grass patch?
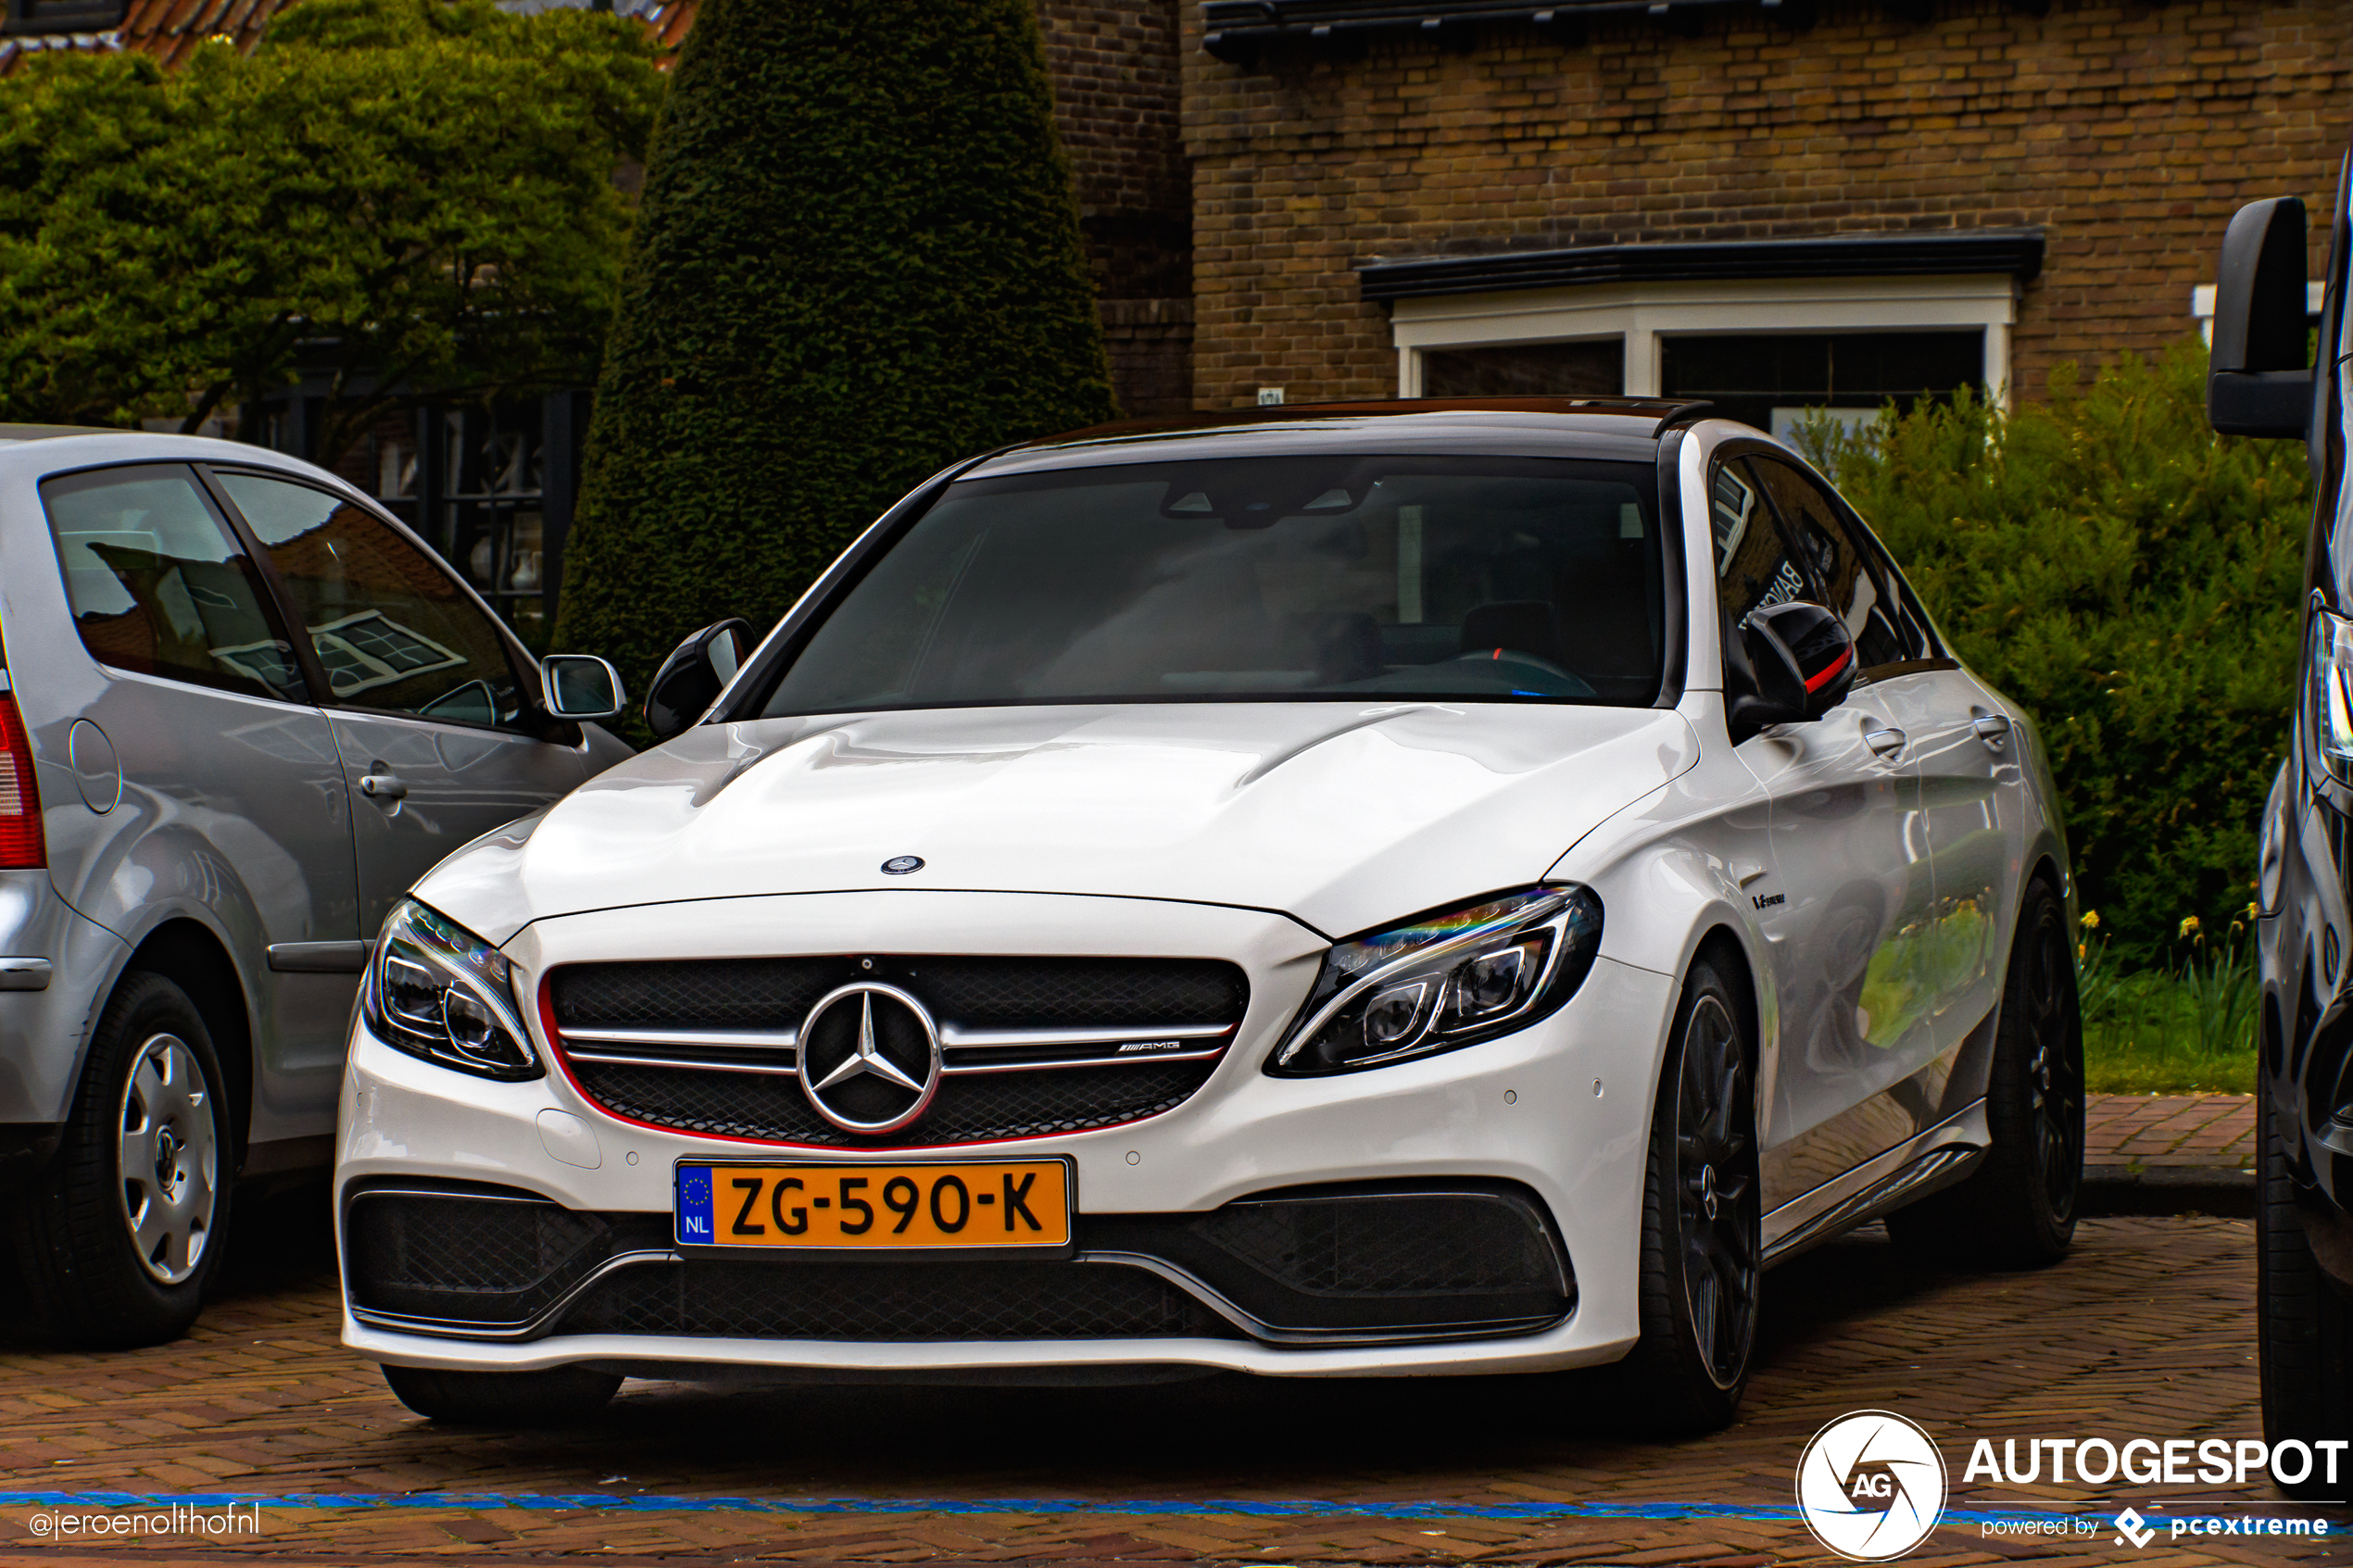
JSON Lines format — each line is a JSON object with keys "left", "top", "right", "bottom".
{"left": 2079, "top": 914, "right": 2258, "bottom": 1096}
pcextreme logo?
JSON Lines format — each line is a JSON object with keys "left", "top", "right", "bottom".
{"left": 1795, "top": 1411, "right": 1950, "bottom": 1562}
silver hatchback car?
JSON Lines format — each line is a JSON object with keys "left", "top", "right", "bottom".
{"left": 0, "top": 429, "right": 631, "bottom": 1347}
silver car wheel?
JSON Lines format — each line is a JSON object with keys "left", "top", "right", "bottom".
{"left": 116, "top": 1033, "right": 218, "bottom": 1285}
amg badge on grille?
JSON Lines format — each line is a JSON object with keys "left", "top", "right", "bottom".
{"left": 797, "top": 983, "right": 942, "bottom": 1134}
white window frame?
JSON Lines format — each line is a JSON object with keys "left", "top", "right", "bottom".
{"left": 2189, "top": 282, "right": 2324, "bottom": 344}
{"left": 1389, "top": 273, "right": 2019, "bottom": 412}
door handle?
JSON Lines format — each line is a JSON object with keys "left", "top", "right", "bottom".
{"left": 1971, "top": 712, "right": 2012, "bottom": 750}
{"left": 1864, "top": 726, "right": 1907, "bottom": 759}
{"left": 359, "top": 772, "right": 409, "bottom": 801}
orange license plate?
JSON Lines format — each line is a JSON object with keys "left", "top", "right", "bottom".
{"left": 674, "top": 1160, "right": 1071, "bottom": 1249}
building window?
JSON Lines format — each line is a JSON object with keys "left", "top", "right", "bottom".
{"left": 1661, "top": 329, "right": 1985, "bottom": 437}
{"left": 1423, "top": 339, "right": 1623, "bottom": 398}
{"left": 1361, "top": 230, "right": 2043, "bottom": 427}
{"left": 3, "top": 0, "right": 125, "bottom": 33}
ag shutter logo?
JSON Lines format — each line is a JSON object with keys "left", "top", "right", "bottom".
{"left": 1796, "top": 1411, "right": 1949, "bottom": 1561}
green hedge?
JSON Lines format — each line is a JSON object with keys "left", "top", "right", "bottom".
{"left": 1810, "top": 342, "right": 2309, "bottom": 970}
{"left": 553, "top": 0, "right": 1115, "bottom": 702}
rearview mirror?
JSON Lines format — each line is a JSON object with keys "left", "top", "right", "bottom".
{"left": 646, "top": 618, "right": 754, "bottom": 741}
{"left": 1730, "top": 600, "right": 1856, "bottom": 740}
{"left": 539, "top": 654, "right": 626, "bottom": 721}
{"left": 2208, "top": 195, "right": 2312, "bottom": 439}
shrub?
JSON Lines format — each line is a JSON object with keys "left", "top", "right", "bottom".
{"left": 1807, "top": 341, "right": 2308, "bottom": 971}
{"left": 553, "top": 0, "right": 1115, "bottom": 701}
{"left": 0, "top": 0, "right": 662, "bottom": 462}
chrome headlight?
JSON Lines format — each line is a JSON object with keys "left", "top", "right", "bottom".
{"left": 362, "top": 899, "right": 541, "bottom": 1080}
{"left": 1268, "top": 886, "right": 1604, "bottom": 1076}
{"left": 2310, "top": 604, "right": 2353, "bottom": 786}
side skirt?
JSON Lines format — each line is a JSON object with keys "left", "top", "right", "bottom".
{"left": 1761, "top": 1098, "right": 1990, "bottom": 1264}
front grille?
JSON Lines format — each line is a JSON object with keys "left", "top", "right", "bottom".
{"left": 551, "top": 957, "right": 1244, "bottom": 1031}
{"left": 553, "top": 1259, "right": 1239, "bottom": 1341}
{"left": 555, "top": 959, "right": 840, "bottom": 1029}
{"left": 549, "top": 955, "right": 1246, "bottom": 1149}
{"left": 570, "top": 1059, "right": 1219, "bottom": 1147}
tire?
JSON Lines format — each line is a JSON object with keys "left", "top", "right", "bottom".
{"left": 7, "top": 972, "right": 233, "bottom": 1348}
{"left": 382, "top": 1363, "right": 622, "bottom": 1425}
{"left": 1604, "top": 947, "right": 1762, "bottom": 1435}
{"left": 1884, "top": 876, "right": 2082, "bottom": 1268}
{"left": 2258, "top": 1092, "right": 2353, "bottom": 1496}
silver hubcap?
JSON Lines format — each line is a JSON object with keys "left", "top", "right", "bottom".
{"left": 117, "top": 1034, "right": 217, "bottom": 1285}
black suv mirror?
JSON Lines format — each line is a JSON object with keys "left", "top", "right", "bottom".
{"left": 646, "top": 619, "right": 754, "bottom": 740}
{"left": 2208, "top": 195, "right": 2312, "bottom": 439}
{"left": 538, "top": 654, "right": 626, "bottom": 721}
{"left": 1730, "top": 601, "right": 1856, "bottom": 740}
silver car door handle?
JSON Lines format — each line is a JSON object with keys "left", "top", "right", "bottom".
{"left": 1972, "top": 713, "right": 2012, "bottom": 749}
{"left": 359, "top": 772, "right": 409, "bottom": 800}
{"left": 1864, "top": 726, "right": 1907, "bottom": 758}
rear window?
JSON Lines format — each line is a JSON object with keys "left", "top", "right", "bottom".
{"left": 41, "top": 465, "right": 304, "bottom": 702}
{"left": 761, "top": 455, "right": 1667, "bottom": 715}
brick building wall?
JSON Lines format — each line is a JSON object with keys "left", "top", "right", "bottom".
{"left": 1041, "top": 0, "right": 1196, "bottom": 413}
{"left": 1181, "top": 0, "right": 2351, "bottom": 410}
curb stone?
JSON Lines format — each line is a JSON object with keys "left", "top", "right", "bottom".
{"left": 2081, "top": 1163, "right": 2255, "bottom": 1219}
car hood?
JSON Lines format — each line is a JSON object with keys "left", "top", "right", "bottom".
{"left": 420, "top": 703, "right": 1698, "bottom": 946}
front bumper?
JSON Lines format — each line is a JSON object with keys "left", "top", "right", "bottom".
{"left": 337, "top": 891, "right": 1676, "bottom": 1378}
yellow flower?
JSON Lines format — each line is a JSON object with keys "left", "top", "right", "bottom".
{"left": 2080, "top": 909, "right": 2101, "bottom": 930}
{"left": 2078, "top": 943, "right": 2087, "bottom": 962}
{"left": 2180, "top": 914, "right": 2202, "bottom": 939}
{"left": 2248, "top": 901, "right": 2261, "bottom": 922}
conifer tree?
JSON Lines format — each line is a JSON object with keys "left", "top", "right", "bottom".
{"left": 555, "top": 0, "right": 1115, "bottom": 694}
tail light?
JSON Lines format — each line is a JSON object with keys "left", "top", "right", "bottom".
{"left": 0, "top": 693, "right": 46, "bottom": 869}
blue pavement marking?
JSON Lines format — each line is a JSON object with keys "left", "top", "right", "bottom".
{"left": 0, "top": 1492, "right": 2109, "bottom": 1527}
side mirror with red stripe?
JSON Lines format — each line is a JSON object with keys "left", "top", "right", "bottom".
{"left": 1731, "top": 600, "right": 1856, "bottom": 738}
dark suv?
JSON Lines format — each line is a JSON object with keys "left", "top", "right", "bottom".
{"left": 2207, "top": 164, "right": 2353, "bottom": 1479}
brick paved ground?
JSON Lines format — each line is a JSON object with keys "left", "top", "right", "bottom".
{"left": 2088, "top": 1096, "right": 2258, "bottom": 1173}
{"left": 0, "top": 1185, "right": 2335, "bottom": 1566}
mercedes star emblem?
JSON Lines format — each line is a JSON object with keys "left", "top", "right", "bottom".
{"left": 881, "top": 855, "right": 925, "bottom": 875}
{"left": 797, "top": 982, "right": 941, "bottom": 1134}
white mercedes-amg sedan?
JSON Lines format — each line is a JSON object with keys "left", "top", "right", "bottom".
{"left": 335, "top": 399, "right": 2082, "bottom": 1434}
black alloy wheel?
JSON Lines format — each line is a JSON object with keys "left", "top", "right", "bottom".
{"left": 1677, "top": 990, "right": 1760, "bottom": 1388}
{"left": 2019, "top": 897, "right": 2084, "bottom": 1222}
{"left": 1605, "top": 947, "right": 1761, "bottom": 1433}
{"left": 1886, "top": 877, "right": 2082, "bottom": 1266}
{"left": 2258, "top": 1092, "right": 2353, "bottom": 1493}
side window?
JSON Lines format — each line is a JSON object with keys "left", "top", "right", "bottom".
{"left": 212, "top": 472, "right": 526, "bottom": 729}
{"left": 41, "top": 466, "right": 306, "bottom": 702}
{"left": 1746, "top": 456, "right": 1908, "bottom": 671}
{"left": 1712, "top": 458, "right": 1806, "bottom": 631}
{"left": 1838, "top": 506, "right": 1944, "bottom": 660}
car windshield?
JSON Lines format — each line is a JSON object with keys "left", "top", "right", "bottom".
{"left": 761, "top": 454, "right": 1667, "bottom": 714}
